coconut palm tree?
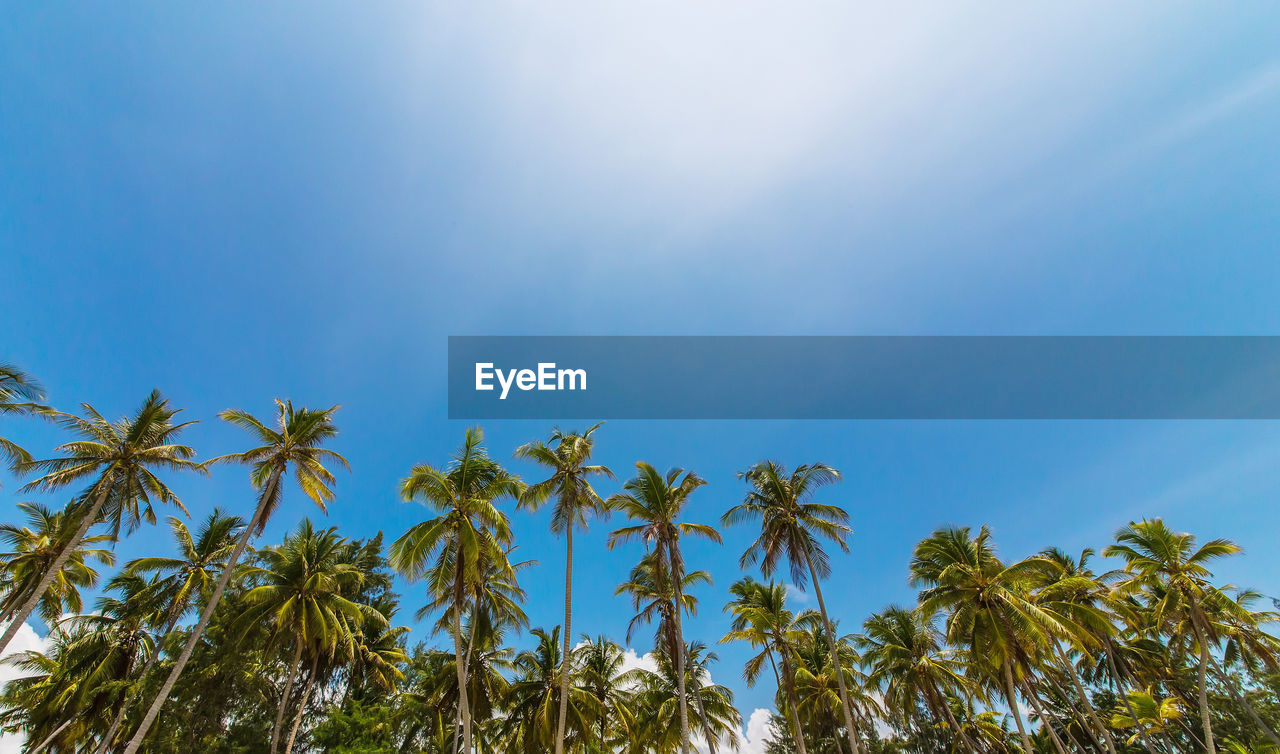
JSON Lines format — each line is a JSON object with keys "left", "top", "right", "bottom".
{"left": 616, "top": 552, "right": 709, "bottom": 663}
{"left": 0, "top": 501, "right": 114, "bottom": 627}
{"left": 499, "top": 625, "right": 600, "bottom": 753}
{"left": 608, "top": 462, "right": 721, "bottom": 754}
{"left": 721, "top": 578, "right": 810, "bottom": 754}
{"left": 576, "top": 634, "right": 635, "bottom": 751}
{"left": 236, "top": 520, "right": 383, "bottom": 754}
{"left": 909, "top": 525, "right": 1060, "bottom": 754}
{"left": 0, "top": 363, "right": 46, "bottom": 474}
{"left": 3, "top": 390, "right": 201, "bottom": 656}
{"left": 390, "top": 427, "right": 523, "bottom": 754}
{"left": 622, "top": 640, "right": 742, "bottom": 753}
{"left": 515, "top": 422, "right": 614, "bottom": 754}
{"left": 858, "top": 605, "right": 978, "bottom": 751}
{"left": 1104, "top": 519, "right": 1249, "bottom": 754}
{"left": 1110, "top": 687, "right": 1184, "bottom": 748}
{"left": 124, "top": 399, "right": 347, "bottom": 754}
{"left": 724, "top": 460, "right": 864, "bottom": 754}
{"left": 93, "top": 510, "right": 246, "bottom": 754}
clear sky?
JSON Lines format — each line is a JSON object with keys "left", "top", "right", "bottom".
{"left": 3, "top": 2, "right": 1280, "bottom": 747}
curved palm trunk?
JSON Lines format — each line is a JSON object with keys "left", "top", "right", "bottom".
{"left": 1103, "top": 643, "right": 1159, "bottom": 754}
{"left": 1191, "top": 618, "right": 1216, "bottom": 754}
{"left": 123, "top": 470, "right": 281, "bottom": 754}
{"left": 1018, "top": 677, "right": 1068, "bottom": 754}
{"left": 802, "top": 550, "right": 863, "bottom": 754}
{"left": 555, "top": 526, "right": 573, "bottom": 754}
{"left": 28, "top": 718, "right": 72, "bottom": 754}
{"left": 95, "top": 608, "right": 186, "bottom": 754}
{"left": 272, "top": 641, "right": 305, "bottom": 754}
{"left": 666, "top": 538, "right": 693, "bottom": 754}
{"left": 1002, "top": 660, "right": 1035, "bottom": 754}
{"left": 927, "top": 684, "right": 979, "bottom": 754}
{"left": 1213, "top": 663, "right": 1280, "bottom": 748}
{"left": 0, "top": 482, "right": 110, "bottom": 655}
{"left": 1053, "top": 642, "right": 1116, "bottom": 754}
{"left": 284, "top": 656, "right": 319, "bottom": 754}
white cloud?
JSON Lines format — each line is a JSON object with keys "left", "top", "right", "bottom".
{"left": 783, "top": 583, "right": 812, "bottom": 606}
{"left": 0, "top": 620, "right": 49, "bottom": 754}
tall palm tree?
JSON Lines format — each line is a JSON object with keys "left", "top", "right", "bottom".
{"left": 0, "top": 362, "right": 46, "bottom": 474}
{"left": 608, "top": 462, "right": 721, "bottom": 754}
{"left": 0, "top": 501, "right": 114, "bottom": 627}
{"left": 3, "top": 390, "right": 201, "bottom": 656}
{"left": 515, "top": 422, "right": 614, "bottom": 754}
{"left": 237, "top": 520, "right": 381, "bottom": 754}
{"left": 124, "top": 399, "right": 347, "bottom": 754}
{"left": 721, "top": 578, "right": 810, "bottom": 754}
{"left": 909, "top": 526, "right": 1059, "bottom": 754}
{"left": 390, "top": 427, "right": 523, "bottom": 754}
{"left": 723, "top": 460, "right": 864, "bottom": 754}
{"left": 1105, "top": 519, "right": 1249, "bottom": 754}
{"left": 858, "top": 605, "right": 978, "bottom": 751}
{"left": 93, "top": 510, "right": 246, "bottom": 754}
{"left": 616, "top": 552, "right": 709, "bottom": 664}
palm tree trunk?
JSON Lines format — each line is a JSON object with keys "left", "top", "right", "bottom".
{"left": 803, "top": 550, "right": 863, "bottom": 754}
{"left": 1213, "top": 663, "right": 1280, "bottom": 747}
{"left": 284, "top": 656, "right": 319, "bottom": 754}
{"left": 1190, "top": 618, "right": 1216, "bottom": 754}
{"left": 772, "top": 652, "right": 808, "bottom": 754}
{"left": 929, "top": 684, "right": 979, "bottom": 754}
{"left": 94, "top": 609, "right": 186, "bottom": 754}
{"left": 0, "top": 481, "right": 110, "bottom": 655}
{"left": 272, "top": 641, "right": 305, "bottom": 754}
{"left": 1018, "top": 677, "right": 1068, "bottom": 754}
{"left": 454, "top": 563, "right": 474, "bottom": 754}
{"left": 1103, "top": 643, "right": 1159, "bottom": 754}
{"left": 1003, "top": 660, "right": 1035, "bottom": 754}
{"left": 555, "top": 526, "right": 573, "bottom": 754}
{"left": 123, "top": 470, "right": 281, "bottom": 754}
{"left": 666, "top": 539, "right": 693, "bottom": 754}
{"left": 28, "top": 718, "right": 72, "bottom": 753}
{"left": 1053, "top": 642, "right": 1116, "bottom": 754}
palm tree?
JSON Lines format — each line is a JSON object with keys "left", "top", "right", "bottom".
{"left": 93, "top": 510, "right": 246, "bottom": 754}
{"left": 0, "top": 501, "right": 114, "bottom": 627}
{"left": 499, "top": 625, "right": 600, "bottom": 753}
{"left": 124, "top": 399, "right": 347, "bottom": 754}
{"left": 858, "top": 605, "right": 978, "bottom": 751}
{"left": 622, "top": 640, "right": 742, "bottom": 753}
{"left": 515, "top": 422, "right": 614, "bottom": 754}
{"left": 608, "top": 462, "right": 721, "bottom": 754}
{"left": 576, "top": 634, "right": 634, "bottom": 751}
{"left": 1104, "top": 519, "right": 1247, "bottom": 754}
{"left": 390, "top": 427, "right": 523, "bottom": 754}
{"left": 723, "top": 460, "right": 864, "bottom": 754}
{"left": 909, "top": 526, "right": 1059, "bottom": 754}
{"left": 2, "top": 390, "right": 201, "bottom": 656}
{"left": 721, "top": 578, "right": 810, "bottom": 754}
{"left": 236, "top": 520, "right": 381, "bottom": 754}
{"left": 616, "top": 552, "right": 710, "bottom": 664}
{"left": 0, "top": 362, "right": 46, "bottom": 474}
{"left": 1110, "top": 687, "right": 1184, "bottom": 748}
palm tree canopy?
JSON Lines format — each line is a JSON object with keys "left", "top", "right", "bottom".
{"left": 20, "top": 390, "right": 203, "bottom": 540}
{"left": 722, "top": 460, "right": 849, "bottom": 587}
{"left": 207, "top": 399, "right": 348, "bottom": 534}
{"left": 515, "top": 422, "right": 614, "bottom": 534}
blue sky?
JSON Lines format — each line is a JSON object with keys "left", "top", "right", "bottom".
{"left": 3, "top": 0, "right": 1280, "bottom": 736}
